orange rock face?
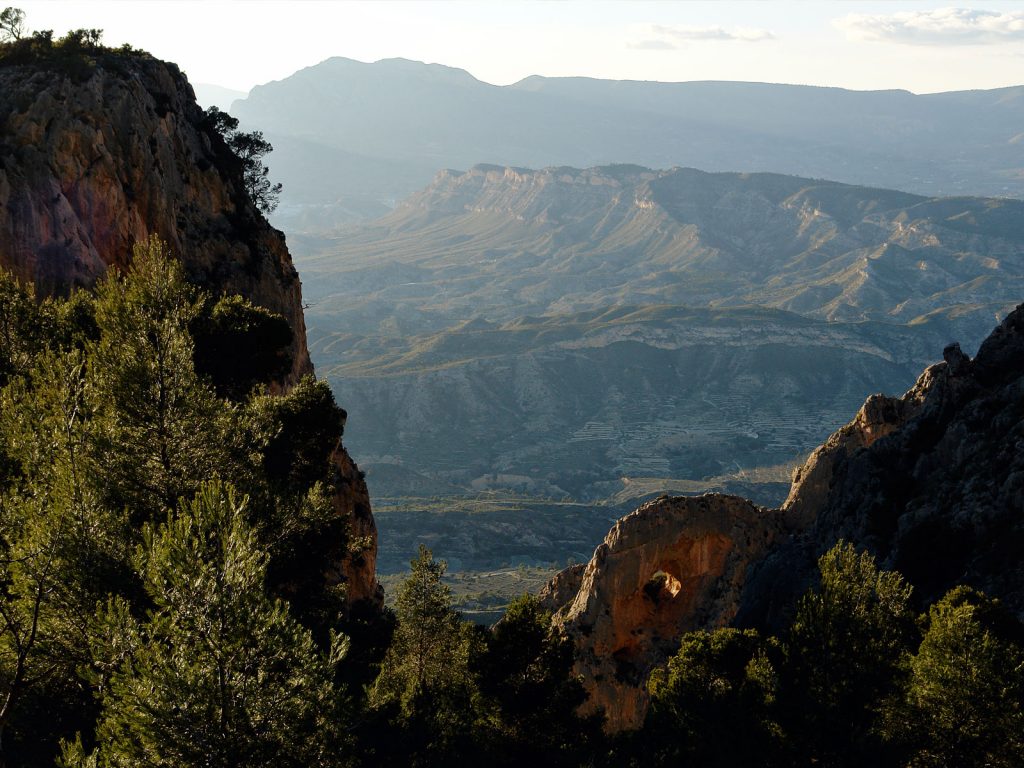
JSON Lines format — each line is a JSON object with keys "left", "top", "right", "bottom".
{"left": 332, "top": 445, "right": 384, "bottom": 607}
{"left": 548, "top": 380, "right": 924, "bottom": 732}
{"left": 781, "top": 390, "right": 921, "bottom": 529}
{"left": 549, "top": 306, "right": 1024, "bottom": 734}
{"left": 0, "top": 57, "right": 312, "bottom": 382}
{"left": 0, "top": 52, "right": 380, "bottom": 611}
{"left": 550, "top": 494, "right": 785, "bottom": 731}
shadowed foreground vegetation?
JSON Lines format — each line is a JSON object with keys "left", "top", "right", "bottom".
{"left": 0, "top": 241, "right": 1020, "bottom": 766}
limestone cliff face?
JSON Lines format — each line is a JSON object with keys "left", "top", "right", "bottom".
{"left": 550, "top": 494, "right": 785, "bottom": 731}
{"left": 0, "top": 51, "right": 380, "bottom": 610}
{"left": 0, "top": 54, "right": 312, "bottom": 381}
{"left": 548, "top": 305, "right": 1024, "bottom": 732}
{"left": 332, "top": 446, "right": 382, "bottom": 606}
{"left": 780, "top": 385, "right": 932, "bottom": 530}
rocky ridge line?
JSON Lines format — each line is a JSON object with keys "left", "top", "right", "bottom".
{"left": 545, "top": 304, "right": 1024, "bottom": 731}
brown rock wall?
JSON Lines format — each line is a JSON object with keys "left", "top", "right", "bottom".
{"left": 0, "top": 52, "right": 380, "bottom": 611}
{"left": 550, "top": 494, "right": 784, "bottom": 731}
{"left": 0, "top": 58, "right": 311, "bottom": 382}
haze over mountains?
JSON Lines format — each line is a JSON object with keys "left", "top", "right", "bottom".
{"left": 226, "top": 57, "right": 1024, "bottom": 232}
{"left": 224, "top": 56, "right": 1024, "bottom": 577}
{"left": 192, "top": 82, "right": 248, "bottom": 109}
{"left": 297, "top": 164, "right": 1022, "bottom": 518}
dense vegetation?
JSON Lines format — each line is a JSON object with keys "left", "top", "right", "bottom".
{"left": 631, "top": 544, "right": 1024, "bottom": 768}
{"left": 0, "top": 238, "right": 352, "bottom": 765}
{"left": 0, "top": 240, "right": 598, "bottom": 766}
{"left": 1, "top": 241, "right": 1022, "bottom": 766}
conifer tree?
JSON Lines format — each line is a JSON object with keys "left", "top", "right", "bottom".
{"left": 0, "top": 271, "right": 44, "bottom": 387}
{"left": 88, "top": 236, "right": 233, "bottom": 521}
{"left": 476, "top": 594, "right": 602, "bottom": 767}
{"left": 645, "top": 628, "right": 781, "bottom": 767}
{"left": 367, "top": 546, "right": 485, "bottom": 766}
{"left": 782, "top": 542, "right": 916, "bottom": 766}
{"left": 0, "top": 349, "right": 124, "bottom": 764}
{"left": 373, "top": 545, "right": 467, "bottom": 707}
{"left": 78, "top": 481, "right": 347, "bottom": 768}
{"left": 891, "top": 587, "right": 1024, "bottom": 767}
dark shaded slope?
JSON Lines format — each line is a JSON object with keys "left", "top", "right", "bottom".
{"left": 741, "top": 305, "right": 1024, "bottom": 627}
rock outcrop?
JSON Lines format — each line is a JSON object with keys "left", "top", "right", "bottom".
{"left": 332, "top": 446, "right": 382, "bottom": 606}
{"left": 0, "top": 49, "right": 380, "bottom": 610}
{"left": 742, "top": 301, "right": 1024, "bottom": 628}
{"left": 547, "top": 303, "right": 1024, "bottom": 731}
{"left": 0, "top": 52, "right": 311, "bottom": 382}
{"left": 550, "top": 494, "right": 785, "bottom": 731}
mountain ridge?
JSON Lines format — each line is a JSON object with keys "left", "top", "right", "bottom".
{"left": 308, "top": 164, "right": 1022, "bottom": 335}
{"left": 298, "top": 162, "right": 1019, "bottom": 552}
{"left": 227, "top": 58, "right": 1024, "bottom": 231}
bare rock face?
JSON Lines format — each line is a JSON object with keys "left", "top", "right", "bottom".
{"left": 551, "top": 303, "right": 1024, "bottom": 732}
{"left": 538, "top": 562, "right": 586, "bottom": 615}
{"left": 0, "top": 51, "right": 380, "bottom": 611}
{"left": 549, "top": 494, "right": 785, "bottom": 731}
{"left": 781, "top": 388, "right": 928, "bottom": 529}
{"left": 332, "top": 447, "right": 383, "bottom": 606}
{"left": 0, "top": 55, "right": 312, "bottom": 382}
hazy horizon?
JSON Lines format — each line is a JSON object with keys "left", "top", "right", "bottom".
{"left": 18, "top": 1, "right": 1024, "bottom": 96}
{"left": 202, "top": 53, "right": 1024, "bottom": 102}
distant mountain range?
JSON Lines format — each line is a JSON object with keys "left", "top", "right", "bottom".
{"left": 295, "top": 165, "right": 1022, "bottom": 502}
{"left": 226, "top": 57, "right": 1024, "bottom": 231}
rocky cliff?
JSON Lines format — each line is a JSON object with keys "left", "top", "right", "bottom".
{"left": 741, "top": 310, "right": 1024, "bottom": 629}
{"left": 546, "top": 304, "right": 1024, "bottom": 731}
{"left": 0, "top": 51, "right": 312, "bottom": 381}
{"left": 0, "top": 48, "right": 380, "bottom": 609}
{"left": 549, "top": 494, "right": 785, "bottom": 730}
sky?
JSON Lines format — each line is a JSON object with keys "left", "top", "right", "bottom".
{"left": 16, "top": 1, "right": 1024, "bottom": 95}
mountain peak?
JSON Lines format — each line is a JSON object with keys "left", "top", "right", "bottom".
{"left": 372, "top": 57, "right": 478, "bottom": 80}
{"left": 302, "top": 55, "right": 482, "bottom": 86}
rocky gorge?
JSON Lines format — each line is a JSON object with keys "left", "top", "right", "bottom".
{"left": 2, "top": 37, "right": 1022, "bottom": 752}
{"left": 0, "top": 46, "right": 381, "bottom": 610}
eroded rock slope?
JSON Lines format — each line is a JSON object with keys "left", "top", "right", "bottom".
{"left": 547, "top": 304, "right": 1024, "bottom": 731}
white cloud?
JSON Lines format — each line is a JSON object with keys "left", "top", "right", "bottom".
{"left": 628, "top": 23, "right": 775, "bottom": 50}
{"left": 836, "top": 7, "right": 1024, "bottom": 45}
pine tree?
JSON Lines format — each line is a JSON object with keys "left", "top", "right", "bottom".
{"left": 0, "top": 349, "right": 124, "bottom": 765}
{"left": 366, "top": 546, "right": 484, "bottom": 766}
{"left": 892, "top": 587, "right": 1024, "bottom": 767}
{"left": 372, "top": 545, "right": 466, "bottom": 707}
{"left": 476, "top": 594, "right": 602, "bottom": 767}
{"left": 0, "top": 271, "right": 45, "bottom": 388}
{"left": 88, "top": 236, "right": 234, "bottom": 522}
{"left": 80, "top": 481, "right": 347, "bottom": 768}
{"left": 782, "top": 541, "right": 916, "bottom": 766}
{"left": 645, "top": 628, "right": 781, "bottom": 768}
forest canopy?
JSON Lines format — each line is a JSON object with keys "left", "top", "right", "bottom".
{"left": 0, "top": 240, "right": 1019, "bottom": 767}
